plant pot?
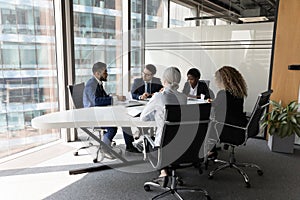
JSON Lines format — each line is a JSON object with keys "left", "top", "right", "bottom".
{"left": 268, "top": 134, "right": 295, "bottom": 154}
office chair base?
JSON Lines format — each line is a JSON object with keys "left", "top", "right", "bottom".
{"left": 208, "top": 159, "right": 263, "bottom": 188}
{"left": 144, "top": 176, "right": 210, "bottom": 200}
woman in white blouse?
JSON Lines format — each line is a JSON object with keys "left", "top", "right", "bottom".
{"left": 140, "top": 66, "right": 187, "bottom": 187}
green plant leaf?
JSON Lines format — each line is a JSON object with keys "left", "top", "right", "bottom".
{"left": 290, "top": 116, "right": 297, "bottom": 124}
{"left": 262, "top": 99, "right": 300, "bottom": 138}
{"left": 294, "top": 125, "right": 300, "bottom": 137}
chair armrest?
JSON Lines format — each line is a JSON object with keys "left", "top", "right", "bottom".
{"left": 214, "top": 120, "right": 247, "bottom": 131}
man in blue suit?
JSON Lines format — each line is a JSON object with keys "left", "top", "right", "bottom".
{"left": 83, "top": 62, "right": 136, "bottom": 158}
{"left": 131, "top": 64, "right": 163, "bottom": 100}
{"left": 122, "top": 64, "right": 163, "bottom": 153}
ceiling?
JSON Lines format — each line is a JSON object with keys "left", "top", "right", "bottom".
{"left": 182, "top": 0, "right": 277, "bottom": 23}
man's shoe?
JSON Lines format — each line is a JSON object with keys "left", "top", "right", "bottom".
{"left": 126, "top": 146, "right": 141, "bottom": 153}
{"left": 152, "top": 176, "right": 169, "bottom": 188}
{"left": 132, "top": 137, "right": 144, "bottom": 152}
{"left": 103, "top": 151, "right": 115, "bottom": 160}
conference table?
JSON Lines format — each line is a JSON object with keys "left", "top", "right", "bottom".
{"left": 31, "top": 99, "right": 207, "bottom": 175}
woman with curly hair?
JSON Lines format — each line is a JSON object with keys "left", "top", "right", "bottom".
{"left": 208, "top": 66, "right": 248, "bottom": 158}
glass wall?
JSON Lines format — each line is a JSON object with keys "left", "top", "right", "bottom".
{"left": 130, "top": 0, "right": 165, "bottom": 88}
{"left": 73, "top": 0, "right": 123, "bottom": 94}
{"left": 0, "top": 0, "right": 59, "bottom": 158}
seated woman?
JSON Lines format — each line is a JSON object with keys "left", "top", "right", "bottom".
{"left": 182, "top": 68, "right": 211, "bottom": 99}
{"left": 207, "top": 66, "right": 248, "bottom": 159}
{"left": 140, "top": 66, "right": 187, "bottom": 187}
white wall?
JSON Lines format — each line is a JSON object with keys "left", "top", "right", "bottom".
{"left": 145, "top": 22, "right": 274, "bottom": 112}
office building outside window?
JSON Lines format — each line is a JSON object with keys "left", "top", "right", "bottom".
{"left": 169, "top": 1, "right": 197, "bottom": 27}
{"left": 0, "top": 0, "right": 59, "bottom": 158}
{"left": 130, "top": 0, "right": 165, "bottom": 86}
{"left": 73, "top": 0, "right": 123, "bottom": 94}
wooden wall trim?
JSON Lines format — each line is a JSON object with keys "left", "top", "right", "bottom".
{"left": 271, "top": 0, "right": 300, "bottom": 105}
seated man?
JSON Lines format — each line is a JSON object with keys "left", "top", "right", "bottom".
{"left": 123, "top": 64, "right": 163, "bottom": 153}
{"left": 83, "top": 62, "right": 132, "bottom": 158}
{"left": 131, "top": 64, "right": 163, "bottom": 100}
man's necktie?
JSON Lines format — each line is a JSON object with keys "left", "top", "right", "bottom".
{"left": 99, "top": 83, "right": 108, "bottom": 96}
{"left": 146, "top": 82, "right": 151, "bottom": 93}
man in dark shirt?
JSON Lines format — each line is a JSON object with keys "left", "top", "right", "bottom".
{"left": 131, "top": 64, "right": 163, "bottom": 100}
{"left": 83, "top": 62, "right": 136, "bottom": 157}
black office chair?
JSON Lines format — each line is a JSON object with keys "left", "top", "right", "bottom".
{"left": 200, "top": 80, "right": 215, "bottom": 99}
{"left": 68, "top": 82, "right": 114, "bottom": 163}
{"left": 208, "top": 90, "right": 273, "bottom": 188}
{"left": 143, "top": 103, "right": 212, "bottom": 200}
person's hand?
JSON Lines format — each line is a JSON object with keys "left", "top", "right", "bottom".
{"left": 140, "top": 93, "right": 150, "bottom": 100}
{"left": 206, "top": 98, "right": 213, "bottom": 103}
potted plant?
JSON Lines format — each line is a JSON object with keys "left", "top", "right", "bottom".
{"left": 261, "top": 100, "right": 300, "bottom": 153}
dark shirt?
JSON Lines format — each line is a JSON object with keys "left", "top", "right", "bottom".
{"left": 131, "top": 77, "right": 163, "bottom": 100}
{"left": 83, "top": 76, "right": 112, "bottom": 107}
{"left": 182, "top": 80, "right": 211, "bottom": 99}
{"left": 212, "top": 90, "right": 247, "bottom": 126}
{"left": 212, "top": 90, "right": 247, "bottom": 144}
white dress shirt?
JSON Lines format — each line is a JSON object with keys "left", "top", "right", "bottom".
{"left": 189, "top": 83, "right": 198, "bottom": 96}
{"left": 140, "top": 87, "right": 187, "bottom": 146}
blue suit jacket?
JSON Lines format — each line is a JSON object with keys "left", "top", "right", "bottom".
{"left": 83, "top": 76, "right": 112, "bottom": 107}
{"left": 131, "top": 77, "right": 163, "bottom": 100}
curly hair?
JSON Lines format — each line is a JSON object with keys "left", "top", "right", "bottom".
{"left": 215, "top": 66, "right": 247, "bottom": 98}
{"left": 187, "top": 68, "right": 201, "bottom": 79}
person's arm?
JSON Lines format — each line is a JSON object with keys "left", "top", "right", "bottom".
{"left": 83, "top": 82, "right": 97, "bottom": 107}
{"left": 95, "top": 84, "right": 113, "bottom": 106}
{"left": 140, "top": 93, "right": 161, "bottom": 121}
{"left": 131, "top": 79, "right": 143, "bottom": 100}
{"left": 95, "top": 95, "right": 112, "bottom": 106}
{"left": 197, "top": 81, "right": 211, "bottom": 99}
{"left": 182, "top": 82, "right": 189, "bottom": 96}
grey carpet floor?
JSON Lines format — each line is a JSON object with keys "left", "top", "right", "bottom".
{"left": 43, "top": 138, "right": 300, "bottom": 200}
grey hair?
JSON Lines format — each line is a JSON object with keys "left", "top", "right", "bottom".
{"left": 162, "top": 67, "right": 181, "bottom": 90}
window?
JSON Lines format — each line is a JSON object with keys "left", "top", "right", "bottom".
{"left": 0, "top": 1, "right": 59, "bottom": 159}
{"left": 73, "top": 0, "right": 123, "bottom": 94}
{"left": 169, "top": 1, "right": 197, "bottom": 27}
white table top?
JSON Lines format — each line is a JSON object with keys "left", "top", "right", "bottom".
{"left": 32, "top": 106, "right": 155, "bottom": 129}
{"left": 32, "top": 99, "right": 207, "bottom": 130}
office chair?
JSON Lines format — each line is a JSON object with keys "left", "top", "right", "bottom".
{"left": 68, "top": 82, "right": 116, "bottom": 163}
{"left": 208, "top": 90, "right": 273, "bottom": 188}
{"left": 200, "top": 80, "right": 215, "bottom": 99}
{"left": 143, "top": 103, "right": 212, "bottom": 200}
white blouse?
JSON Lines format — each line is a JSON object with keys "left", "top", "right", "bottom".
{"left": 140, "top": 87, "right": 187, "bottom": 146}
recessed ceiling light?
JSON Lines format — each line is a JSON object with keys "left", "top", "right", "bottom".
{"left": 238, "top": 16, "right": 269, "bottom": 23}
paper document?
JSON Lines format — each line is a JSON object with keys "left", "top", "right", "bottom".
{"left": 127, "top": 106, "right": 144, "bottom": 117}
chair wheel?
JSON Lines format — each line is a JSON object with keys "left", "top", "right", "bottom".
{"left": 177, "top": 179, "right": 183, "bottom": 186}
{"left": 199, "top": 168, "right": 203, "bottom": 174}
{"left": 73, "top": 152, "right": 79, "bottom": 156}
{"left": 205, "top": 195, "right": 212, "bottom": 200}
{"left": 257, "top": 170, "right": 263, "bottom": 176}
{"left": 93, "top": 158, "right": 98, "bottom": 163}
{"left": 245, "top": 182, "right": 251, "bottom": 188}
{"left": 144, "top": 185, "right": 151, "bottom": 191}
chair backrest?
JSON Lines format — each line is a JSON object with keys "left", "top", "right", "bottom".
{"left": 246, "top": 89, "right": 273, "bottom": 138}
{"left": 151, "top": 103, "right": 211, "bottom": 169}
{"left": 68, "top": 82, "right": 85, "bottom": 109}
